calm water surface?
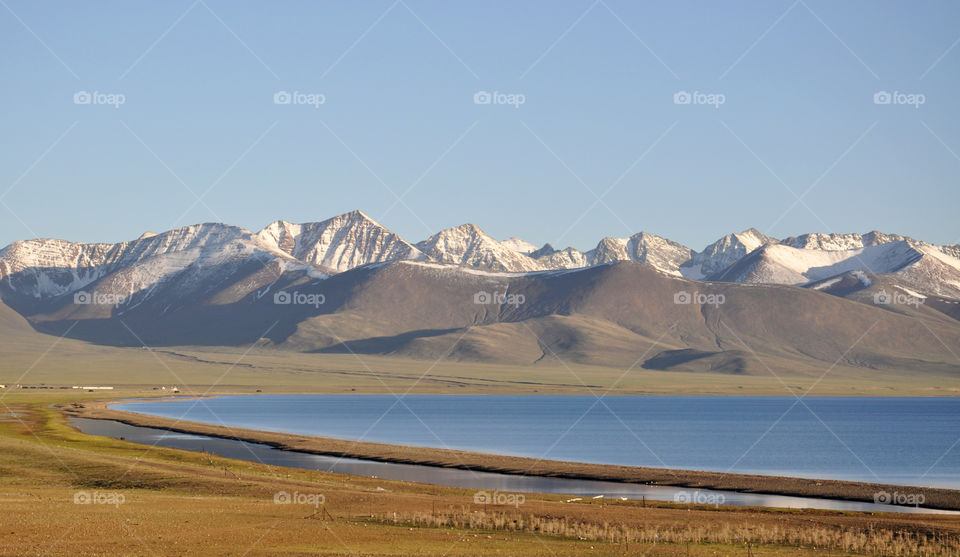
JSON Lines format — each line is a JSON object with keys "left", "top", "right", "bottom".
{"left": 111, "top": 395, "right": 960, "bottom": 489}
{"left": 70, "top": 417, "right": 955, "bottom": 514}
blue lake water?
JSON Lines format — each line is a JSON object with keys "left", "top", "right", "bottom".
{"left": 69, "top": 417, "right": 954, "bottom": 513}
{"left": 111, "top": 395, "right": 960, "bottom": 489}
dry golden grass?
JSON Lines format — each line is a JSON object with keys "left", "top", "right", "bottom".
{"left": 384, "top": 510, "right": 959, "bottom": 556}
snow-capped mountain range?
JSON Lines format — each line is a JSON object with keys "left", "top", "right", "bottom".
{"left": 1, "top": 209, "right": 958, "bottom": 305}
{"left": 2, "top": 209, "right": 958, "bottom": 371}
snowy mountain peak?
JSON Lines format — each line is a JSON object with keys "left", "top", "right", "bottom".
{"left": 713, "top": 241, "right": 921, "bottom": 284}
{"left": 256, "top": 211, "right": 423, "bottom": 273}
{"left": 2, "top": 214, "right": 958, "bottom": 310}
{"left": 0, "top": 222, "right": 289, "bottom": 301}
{"left": 706, "top": 240, "right": 960, "bottom": 299}
{"left": 730, "top": 228, "right": 775, "bottom": 250}
{"left": 501, "top": 237, "right": 538, "bottom": 254}
{"left": 530, "top": 243, "right": 557, "bottom": 258}
{"left": 942, "top": 244, "right": 960, "bottom": 260}
{"left": 679, "top": 228, "right": 775, "bottom": 279}
{"left": 585, "top": 233, "right": 692, "bottom": 276}
{"left": 415, "top": 223, "right": 540, "bottom": 272}
{"left": 781, "top": 231, "right": 914, "bottom": 251}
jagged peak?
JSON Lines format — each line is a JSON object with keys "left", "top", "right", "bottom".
{"left": 780, "top": 230, "right": 918, "bottom": 252}
{"left": 529, "top": 243, "right": 556, "bottom": 258}
{"left": 737, "top": 227, "right": 774, "bottom": 242}
{"left": 631, "top": 231, "right": 658, "bottom": 241}
{"left": 1, "top": 214, "right": 953, "bottom": 292}
{"left": 451, "top": 223, "right": 486, "bottom": 235}
{"left": 8, "top": 222, "right": 246, "bottom": 250}
{"left": 261, "top": 210, "right": 383, "bottom": 232}
{"left": 418, "top": 223, "right": 492, "bottom": 246}
{"left": 698, "top": 228, "right": 772, "bottom": 253}
{"left": 596, "top": 236, "right": 627, "bottom": 246}
{"left": 261, "top": 219, "right": 294, "bottom": 230}
{"left": 330, "top": 209, "right": 380, "bottom": 226}
{"left": 631, "top": 231, "right": 691, "bottom": 249}
{"left": 148, "top": 222, "right": 251, "bottom": 241}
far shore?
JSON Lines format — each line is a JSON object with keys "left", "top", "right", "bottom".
{"left": 62, "top": 398, "right": 960, "bottom": 512}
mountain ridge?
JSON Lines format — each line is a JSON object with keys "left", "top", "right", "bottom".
{"left": 1, "top": 210, "right": 959, "bottom": 371}
{"left": 3, "top": 210, "right": 956, "bottom": 299}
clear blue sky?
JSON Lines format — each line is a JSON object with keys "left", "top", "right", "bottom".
{"left": 1, "top": 0, "right": 958, "bottom": 252}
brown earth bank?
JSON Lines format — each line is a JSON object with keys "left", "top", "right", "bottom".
{"left": 63, "top": 399, "right": 960, "bottom": 512}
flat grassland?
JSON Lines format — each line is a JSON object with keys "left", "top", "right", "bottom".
{"left": 0, "top": 392, "right": 958, "bottom": 556}
{"left": 2, "top": 339, "right": 959, "bottom": 396}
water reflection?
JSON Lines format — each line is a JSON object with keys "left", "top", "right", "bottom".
{"left": 70, "top": 417, "right": 956, "bottom": 515}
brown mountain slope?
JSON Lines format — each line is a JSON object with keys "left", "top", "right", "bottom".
{"left": 7, "top": 260, "right": 960, "bottom": 374}
{"left": 275, "top": 262, "right": 960, "bottom": 373}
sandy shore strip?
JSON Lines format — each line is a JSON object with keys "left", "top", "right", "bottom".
{"left": 61, "top": 399, "right": 960, "bottom": 512}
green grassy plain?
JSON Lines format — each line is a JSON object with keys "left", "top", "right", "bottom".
{"left": 2, "top": 337, "right": 959, "bottom": 396}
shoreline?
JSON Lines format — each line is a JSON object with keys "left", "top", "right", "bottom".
{"left": 61, "top": 399, "right": 960, "bottom": 512}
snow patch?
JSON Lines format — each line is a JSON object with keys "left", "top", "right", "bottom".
{"left": 500, "top": 237, "right": 538, "bottom": 254}
{"left": 895, "top": 286, "right": 927, "bottom": 299}
{"left": 811, "top": 277, "right": 841, "bottom": 290}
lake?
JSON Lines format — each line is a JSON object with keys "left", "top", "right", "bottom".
{"left": 69, "top": 416, "right": 954, "bottom": 514}
{"left": 110, "top": 395, "right": 960, "bottom": 489}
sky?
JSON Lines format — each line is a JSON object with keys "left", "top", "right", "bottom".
{"left": 1, "top": 0, "right": 958, "bottom": 252}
